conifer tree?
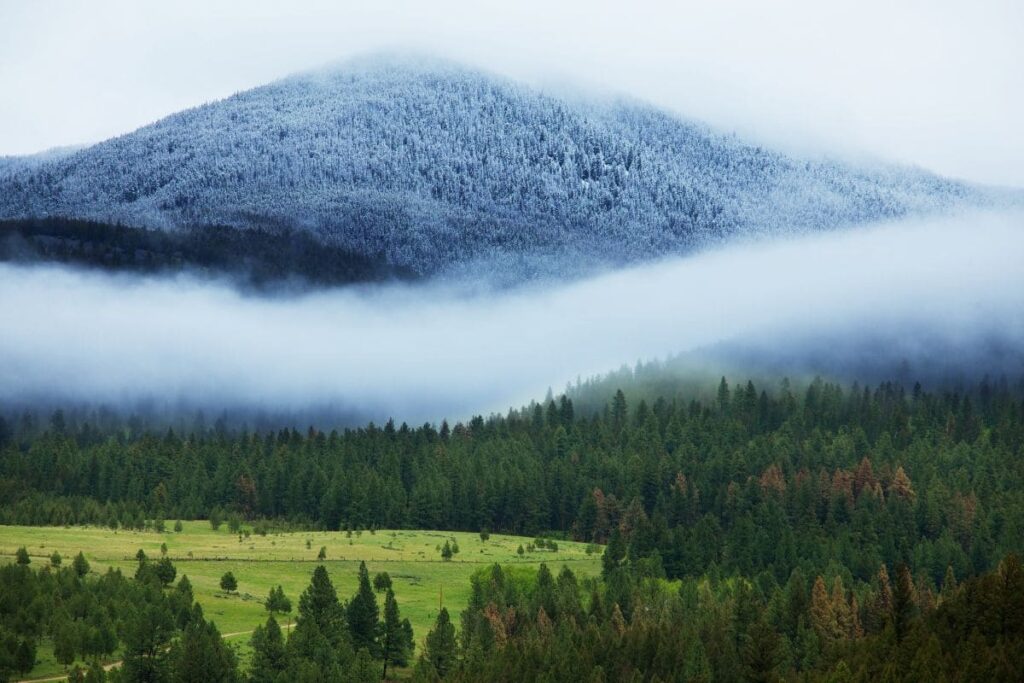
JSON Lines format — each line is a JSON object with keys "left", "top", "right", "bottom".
{"left": 84, "top": 662, "right": 105, "bottom": 683}
{"left": 867, "top": 564, "right": 894, "bottom": 633}
{"left": 809, "top": 576, "right": 838, "bottom": 643}
{"left": 892, "top": 563, "right": 916, "bottom": 643}
{"left": 295, "top": 565, "right": 346, "bottom": 647}
{"left": 347, "top": 561, "right": 380, "bottom": 656}
{"left": 422, "top": 607, "right": 457, "bottom": 678}
{"left": 266, "top": 585, "right": 292, "bottom": 619}
{"left": 941, "top": 565, "right": 958, "bottom": 600}
{"left": 610, "top": 603, "right": 627, "bottom": 636}
{"left": 52, "top": 617, "right": 75, "bottom": 670}
{"left": 72, "top": 552, "right": 90, "bottom": 577}
{"left": 830, "top": 576, "right": 853, "bottom": 639}
{"left": 167, "top": 603, "right": 239, "bottom": 682}
{"left": 121, "top": 601, "right": 175, "bottom": 683}
{"left": 742, "top": 616, "right": 781, "bottom": 683}
{"left": 602, "top": 529, "right": 626, "bottom": 577}
{"left": 381, "top": 588, "right": 412, "bottom": 678}
{"left": 249, "top": 616, "right": 288, "bottom": 683}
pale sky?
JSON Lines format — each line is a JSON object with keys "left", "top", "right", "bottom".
{"left": 1, "top": 0, "right": 1022, "bottom": 187}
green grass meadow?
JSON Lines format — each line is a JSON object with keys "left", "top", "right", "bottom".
{"left": 0, "top": 523, "right": 602, "bottom": 680}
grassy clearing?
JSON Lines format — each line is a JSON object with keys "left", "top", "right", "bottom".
{"left": 0, "top": 522, "right": 602, "bottom": 680}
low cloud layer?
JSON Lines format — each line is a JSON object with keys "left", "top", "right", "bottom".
{"left": 2, "top": 210, "right": 1022, "bottom": 424}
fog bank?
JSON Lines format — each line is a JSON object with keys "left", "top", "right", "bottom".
{"left": 1, "top": 210, "right": 1022, "bottom": 423}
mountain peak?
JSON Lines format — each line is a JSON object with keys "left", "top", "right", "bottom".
{"left": 0, "top": 59, "right": 984, "bottom": 283}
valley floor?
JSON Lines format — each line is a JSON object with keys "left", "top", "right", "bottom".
{"left": 0, "top": 522, "right": 602, "bottom": 680}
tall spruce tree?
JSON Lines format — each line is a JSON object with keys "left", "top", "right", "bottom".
{"left": 422, "top": 607, "right": 457, "bottom": 678}
{"left": 249, "top": 616, "right": 288, "bottom": 683}
{"left": 120, "top": 599, "right": 175, "bottom": 683}
{"left": 347, "top": 561, "right": 380, "bottom": 656}
{"left": 893, "top": 563, "right": 916, "bottom": 643}
{"left": 295, "top": 565, "right": 346, "bottom": 647}
{"left": 381, "top": 588, "right": 412, "bottom": 679}
{"left": 167, "top": 603, "right": 238, "bottom": 683}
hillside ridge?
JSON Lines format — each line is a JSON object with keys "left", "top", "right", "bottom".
{"left": 0, "top": 55, "right": 988, "bottom": 282}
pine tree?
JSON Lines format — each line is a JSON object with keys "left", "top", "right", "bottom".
{"left": 347, "top": 561, "right": 380, "bottom": 656}
{"left": 295, "top": 564, "right": 346, "bottom": 647}
{"left": 249, "top": 616, "right": 288, "bottom": 683}
{"left": 167, "top": 604, "right": 239, "bottom": 682}
{"left": 610, "top": 603, "right": 627, "bottom": 636}
{"left": 381, "top": 588, "right": 411, "bottom": 678}
{"left": 72, "top": 552, "right": 90, "bottom": 577}
{"left": 830, "top": 576, "right": 853, "bottom": 639}
{"left": 867, "top": 564, "right": 894, "bottom": 633}
{"left": 423, "top": 607, "right": 457, "bottom": 678}
{"left": 52, "top": 617, "right": 76, "bottom": 670}
{"left": 602, "top": 529, "right": 626, "bottom": 577}
{"left": 121, "top": 601, "right": 175, "bottom": 683}
{"left": 15, "top": 546, "right": 30, "bottom": 565}
{"left": 350, "top": 647, "right": 379, "bottom": 683}
{"left": 84, "top": 662, "right": 106, "bottom": 683}
{"left": 941, "top": 565, "right": 958, "bottom": 601}
{"left": 15, "top": 638, "right": 37, "bottom": 676}
{"left": 809, "top": 576, "right": 838, "bottom": 643}
{"left": 742, "top": 616, "right": 781, "bottom": 683}
{"left": 998, "top": 553, "right": 1024, "bottom": 636}
{"left": 892, "top": 563, "right": 916, "bottom": 643}
{"left": 155, "top": 557, "right": 177, "bottom": 586}
{"left": 266, "top": 585, "right": 292, "bottom": 618}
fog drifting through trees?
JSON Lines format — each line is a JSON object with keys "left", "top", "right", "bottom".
{"left": 1, "top": 209, "right": 1022, "bottom": 423}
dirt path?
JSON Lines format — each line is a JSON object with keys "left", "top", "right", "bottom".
{"left": 17, "top": 625, "right": 289, "bottom": 682}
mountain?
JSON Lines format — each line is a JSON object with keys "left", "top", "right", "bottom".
{"left": 0, "top": 56, "right": 989, "bottom": 282}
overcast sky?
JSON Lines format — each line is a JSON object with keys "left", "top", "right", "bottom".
{"left": 1, "top": 0, "right": 1021, "bottom": 187}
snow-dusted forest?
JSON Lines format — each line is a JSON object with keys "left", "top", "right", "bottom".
{"left": 0, "top": 57, "right": 984, "bottom": 281}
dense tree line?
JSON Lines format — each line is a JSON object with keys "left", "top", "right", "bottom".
{"left": 0, "top": 217, "right": 413, "bottom": 289}
{"left": 0, "top": 550, "right": 222, "bottom": 682}
{"left": 414, "top": 554, "right": 1023, "bottom": 681}
{"left": 2, "top": 372, "right": 1023, "bottom": 679}
{"left": 245, "top": 560, "right": 413, "bottom": 683}
{"left": 3, "top": 375, "right": 1023, "bottom": 590}
{"left": 0, "top": 550, "right": 414, "bottom": 682}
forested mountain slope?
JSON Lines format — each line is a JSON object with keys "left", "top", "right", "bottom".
{"left": 0, "top": 57, "right": 987, "bottom": 282}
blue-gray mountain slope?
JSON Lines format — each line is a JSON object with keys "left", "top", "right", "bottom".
{"left": 0, "top": 57, "right": 984, "bottom": 281}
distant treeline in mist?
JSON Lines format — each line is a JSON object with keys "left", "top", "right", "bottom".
{"left": 0, "top": 217, "right": 415, "bottom": 288}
